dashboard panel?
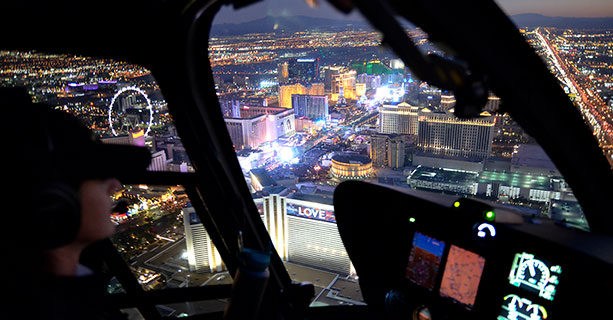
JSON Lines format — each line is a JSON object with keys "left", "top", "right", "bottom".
{"left": 333, "top": 181, "right": 613, "bottom": 320}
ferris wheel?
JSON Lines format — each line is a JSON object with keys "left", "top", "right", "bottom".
{"left": 107, "top": 86, "right": 153, "bottom": 136}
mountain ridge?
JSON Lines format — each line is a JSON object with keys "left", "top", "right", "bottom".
{"left": 211, "top": 14, "right": 613, "bottom": 35}
{"left": 511, "top": 13, "right": 613, "bottom": 28}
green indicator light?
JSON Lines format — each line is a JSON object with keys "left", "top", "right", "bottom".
{"left": 485, "top": 210, "right": 495, "bottom": 221}
{"left": 409, "top": 217, "right": 416, "bottom": 223}
{"left": 453, "top": 201, "right": 461, "bottom": 208}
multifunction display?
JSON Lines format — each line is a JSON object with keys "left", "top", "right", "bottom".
{"left": 498, "top": 294, "right": 548, "bottom": 320}
{"left": 406, "top": 232, "right": 446, "bottom": 291}
{"left": 439, "top": 245, "right": 486, "bottom": 308}
{"left": 509, "top": 252, "right": 562, "bottom": 301}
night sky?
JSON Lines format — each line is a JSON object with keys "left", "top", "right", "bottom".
{"left": 212, "top": 0, "right": 613, "bottom": 24}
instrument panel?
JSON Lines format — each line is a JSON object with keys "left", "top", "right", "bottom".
{"left": 333, "top": 181, "right": 613, "bottom": 320}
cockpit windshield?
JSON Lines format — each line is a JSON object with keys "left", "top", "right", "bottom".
{"left": 2, "top": 0, "right": 611, "bottom": 316}
{"left": 198, "top": 0, "right": 611, "bottom": 306}
{"left": 207, "top": 0, "right": 609, "bottom": 261}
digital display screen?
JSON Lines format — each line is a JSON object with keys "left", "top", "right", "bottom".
{"left": 406, "top": 232, "right": 446, "bottom": 291}
{"left": 439, "top": 245, "right": 486, "bottom": 308}
{"left": 498, "top": 294, "right": 548, "bottom": 320}
{"left": 285, "top": 202, "right": 336, "bottom": 222}
{"left": 508, "top": 252, "right": 562, "bottom": 301}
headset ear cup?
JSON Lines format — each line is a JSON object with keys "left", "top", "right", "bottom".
{"left": 36, "top": 182, "right": 81, "bottom": 249}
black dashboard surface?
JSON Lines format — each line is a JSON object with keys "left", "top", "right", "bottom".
{"left": 334, "top": 181, "right": 613, "bottom": 319}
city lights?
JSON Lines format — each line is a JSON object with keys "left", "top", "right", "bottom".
{"left": 278, "top": 147, "right": 295, "bottom": 162}
{"left": 3, "top": 7, "right": 608, "bottom": 306}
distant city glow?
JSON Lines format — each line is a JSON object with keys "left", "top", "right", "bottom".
{"left": 260, "top": 80, "right": 277, "bottom": 88}
{"left": 375, "top": 85, "right": 405, "bottom": 103}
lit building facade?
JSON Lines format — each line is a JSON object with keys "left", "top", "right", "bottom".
{"left": 278, "top": 83, "right": 325, "bottom": 109}
{"left": 101, "top": 130, "right": 146, "bottom": 147}
{"left": 237, "top": 105, "right": 286, "bottom": 119}
{"left": 148, "top": 150, "right": 168, "bottom": 172}
{"left": 440, "top": 92, "right": 456, "bottom": 111}
{"left": 224, "top": 116, "right": 269, "bottom": 150}
{"left": 388, "top": 137, "right": 405, "bottom": 169}
{"left": 370, "top": 135, "right": 388, "bottom": 167}
{"left": 370, "top": 134, "right": 405, "bottom": 168}
{"left": 330, "top": 154, "right": 374, "bottom": 180}
{"left": 224, "top": 108, "right": 295, "bottom": 150}
{"left": 183, "top": 205, "right": 224, "bottom": 273}
{"left": 323, "top": 66, "right": 342, "bottom": 93}
{"left": 184, "top": 187, "right": 358, "bottom": 275}
{"left": 277, "top": 61, "right": 289, "bottom": 84}
{"left": 253, "top": 188, "right": 353, "bottom": 274}
{"left": 417, "top": 109, "right": 495, "bottom": 159}
{"left": 486, "top": 94, "right": 501, "bottom": 112}
{"left": 292, "top": 94, "right": 328, "bottom": 122}
{"left": 378, "top": 102, "right": 420, "bottom": 135}
{"left": 357, "top": 73, "right": 382, "bottom": 90}
{"left": 287, "top": 58, "right": 319, "bottom": 83}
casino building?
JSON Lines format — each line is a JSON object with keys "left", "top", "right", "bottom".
{"left": 183, "top": 184, "right": 356, "bottom": 275}
{"left": 224, "top": 107, "right": 295, "bottom": 151}
{"left": 253, "top": 185, "right": 355, "bottom": 275}
{"left": 183, "top": 205, "right": 224, "bottom": 273}
{"left": 330, "top": 153, "right": 374, "bottom": 180}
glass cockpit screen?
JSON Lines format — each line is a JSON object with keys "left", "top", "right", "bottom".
{"left": 498, "top": 294, "right": 548, "bottom": 320}
{"left": 406, "top": 232, "right": 446, "bottom": 291}
{"left": 439, "top": 245, "right": 486, "bottom": 308}
{"left": 508, "top": 252, "right": 562, "bottom": 301}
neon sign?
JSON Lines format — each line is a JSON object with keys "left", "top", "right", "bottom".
{"left": 286, "top": 203, "right": 336, "bottom": 223}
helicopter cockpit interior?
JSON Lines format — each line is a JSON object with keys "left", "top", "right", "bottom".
{"left": 3, "top": 0, "right": 613, "bottom": 319}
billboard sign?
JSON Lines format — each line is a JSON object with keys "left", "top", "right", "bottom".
{"left": 286, "top": 202, "right": 336, "bottom": 223}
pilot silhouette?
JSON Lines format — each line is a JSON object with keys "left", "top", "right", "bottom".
{"left": 5, "top": 87, "right": 151, "bottom": 319}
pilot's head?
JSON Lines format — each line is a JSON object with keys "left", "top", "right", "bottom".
{"left": 21, "top": 89, "right": 151, "bottom": 262}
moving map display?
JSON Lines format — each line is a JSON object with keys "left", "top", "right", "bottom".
{"left": 439, "top": 245, "right": 486, "bottom": 308}
{"left": 406, "top": 232, "right": 446, "bottom": 291}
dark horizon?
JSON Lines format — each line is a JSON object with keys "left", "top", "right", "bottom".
{"left": 209, "top": 12, "right": 613, "bottom": 35}
{"left": 213, "top": 12, "right": 613, "bottom": 26}
{"left": 212, "top": 0, "right": 613, "bottom": 25}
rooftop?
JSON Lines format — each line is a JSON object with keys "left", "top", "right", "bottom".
{"left": 408, "top": 166, "right": 479, "bottom": 184}
{"left": 478, "top": 171, "right": 551, "bottom": 190}
{"left": 288, "top": 192, "right": 334, "bottom": 206}
{"left": 332, "top": 153, "right": 372, "bottom": 165}
{"left": 511, "top": 144, "right": 558, "bottom": 170}
{"left": 250, "top": 168, "right": 277, "bottom": 187}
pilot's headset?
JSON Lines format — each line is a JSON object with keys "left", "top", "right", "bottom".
{"left": 16, "top": 87, "right": 151, "bottom": 251}
{"left": 34, "top": 105, "right": 82, "bottom": 250}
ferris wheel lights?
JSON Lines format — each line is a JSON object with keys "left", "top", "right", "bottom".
{"left": 108, "top": 86, "right": 153, "bottom": 137}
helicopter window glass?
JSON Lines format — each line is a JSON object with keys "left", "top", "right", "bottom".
{"left": 0, "top": 51, "right": 227, "bottom": 316}
{"left": 0, "top": 51, "right": 194, "bottom": 173}
{"left": 490, "top": 3, "right": 613, "bottom": 228}
{"left": 109, "top": 184, "right": 229, "bottom": 316}
{"left": 207, "top": 0, "right": 597, "bottom": 304}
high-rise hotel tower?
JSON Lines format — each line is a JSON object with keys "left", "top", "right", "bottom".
{"left": 417, "top": 109, "right": 495, "bottom": 159}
